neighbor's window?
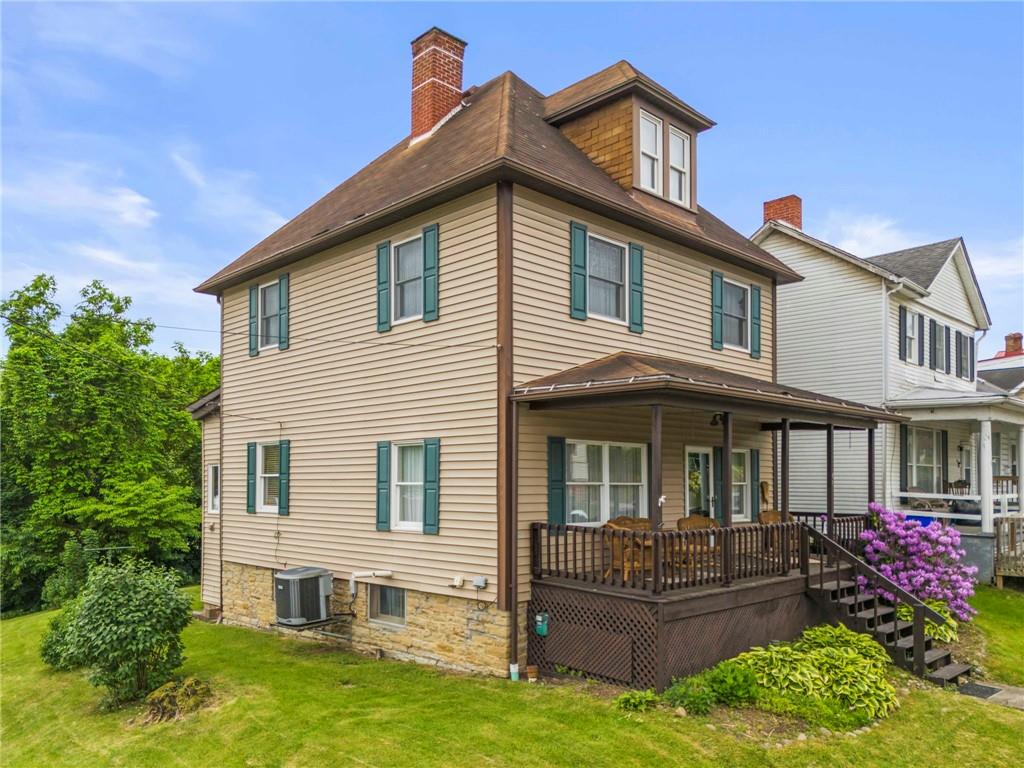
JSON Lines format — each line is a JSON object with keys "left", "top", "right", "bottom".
{"left": 258, "top": 443, "right": 280, "bottom": 512}
{"left": 369, "top": 584, "right": 406, "bottom": 625}
{"left": 392, "top": 442, "right": 424, "bottom": 531}
{"left": 393, "top": 236, "right": 424, "bottom": 322}
{"left": 958, "top": 333, "right": 970, "bottom": 378}
{"left": 639, "top": 111, "right": 663, "bottom": 194}
{"left": 730, "top": 451, "right": 750, "bottom": 522}
{"left": 907, "top": 427, "right": 940, "bottom": 493}
{"left": 259, "top": 280, "right": 280, "bottom": 348}
{"left": 208, "top": 464, "right": 220, "bottom": 513}
{"left": 565, "top": 440, "right": 646, "bottom": 524}
{"left": 668, "top": 126, "right": 691, "bottom": 207}
{"left": 905, "top": 310, "right": 919, "bottom": 364}
{"left": 722, "top": 279, "right": 749, "bottom": 350}
{"left": 587, "top": 235, "right": 626, "bottom": 322}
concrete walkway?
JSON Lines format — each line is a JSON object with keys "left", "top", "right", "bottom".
{"left": 960, "top": 681, "right": 1024, "bottom": 711}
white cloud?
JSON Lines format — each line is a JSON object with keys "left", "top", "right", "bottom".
{"left": 967, "top": 237, "right": 1024, "bottom": 281}
{"left": 816, "top": 210, "right": 922, "bottom": 258}
{"left": 66, "top": 243, "right": 159, "bottom": 275}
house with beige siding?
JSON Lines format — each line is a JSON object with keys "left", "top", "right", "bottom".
{"left": 189, "top": 28, "right": 975, "bottom": 691}
{"left": 753, "top": 196, "right": 1023, "bottom": 582}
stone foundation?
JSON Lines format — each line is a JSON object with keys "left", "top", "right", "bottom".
{"left": 221, "top": 561, "right": 277, "bottom": 628}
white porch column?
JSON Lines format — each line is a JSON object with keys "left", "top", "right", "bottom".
{"left": 979, "top": 420, "right": 994, "bottom": 534}
{"left": 1018, "top": 425, "right": 1024, "bottom": 509}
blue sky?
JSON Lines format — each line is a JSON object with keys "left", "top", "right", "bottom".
{"left": 3, "top": 2, "right": 1022, "bottom": 358}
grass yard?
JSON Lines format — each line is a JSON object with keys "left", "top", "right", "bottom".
{"left": 970, "top": 585, "right": 1024, "bottom": 686}
{"left": 2, "top": 587, "right": 1023, "bottom": 768}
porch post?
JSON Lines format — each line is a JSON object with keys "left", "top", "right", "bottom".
{"left": 826, "top": 424, "right": 835, "bottom": 539}
{"left": 722, "top": 412, "right": 733, "bottom": 527}
{"left": 867, "top": 427, "right": 876, "bottom": 505}
{"left": 650, "top": 405, "right": 663, "bottom": 531}
{"left": 1017, "top": 425, "right": 1024, "bottom": 510}
{"left": 781, "top": 418, "right": 790, "bottom": 521}
{"left": 980, "top": 420, "right": 994, "bottom": 534}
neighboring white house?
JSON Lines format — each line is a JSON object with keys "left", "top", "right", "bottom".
{"left": 752, "top": 195, "right": 1024, "bottom": 536}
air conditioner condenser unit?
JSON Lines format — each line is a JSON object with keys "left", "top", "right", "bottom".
{"left": 274, "top": 566, "right": 333, "bottom": 626}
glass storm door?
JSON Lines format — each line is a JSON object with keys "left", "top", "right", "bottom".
{"left": 686, "top": 449, "right": 712, "bottom": 516}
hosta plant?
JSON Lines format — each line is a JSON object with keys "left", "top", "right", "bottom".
{"left": 895, "top": 599, "right": 960, "bottom": 643}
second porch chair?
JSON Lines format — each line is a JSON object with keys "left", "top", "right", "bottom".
{"left": 602, "top": 517, "right": 651, "bottom": 583}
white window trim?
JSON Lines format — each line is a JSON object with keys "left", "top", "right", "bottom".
{"left": 721, "top": 277, "right": 751, "bottom": 353}
{"left": 639, "top": 110, "right": 663, "bottom": 195}
{"left": 905, "top": 310, "right": 919, "bottom": 365}
{"left": 207, "top": 464, "right": 220, "bottom": 513}
{"left": 907, "top": 427, "right": 941, "bottom": 493}
{"left": 258, "top": 279, "right": 281, "bottom": 350}
{"left": 391, "top": 440, "right": 425, "bottom": 533}
{"left": 368, "top": 584, "right": 407, "bottom": 627}
{"left": 668, "top": 125, "right": 691, "bottom": 208}
{"left": 730, "top": 449, "right": 752, "bottom": 524}
{"left": 585, "top": 232, "right": 629, "bottom": 326}
{"left": 684, "top": 445, "right": 714, "bottom": 516}
{"left": 391, "top": 234, "right": 424, "bottom": 326}
{"left": 565, "top": 439, "right": 647, "bottom": 525}
{"left": 256, "top": 442, "right": 280, "bottom": 513}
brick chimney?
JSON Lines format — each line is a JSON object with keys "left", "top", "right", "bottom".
{"left": 1005, "top": 332, "right": 1023, "bottom": 355}
{"left": 411, "top": 27, "right": 467, "bottom": 141}
{"left": 763, "top": 194, "right": 803, "bottom": 230}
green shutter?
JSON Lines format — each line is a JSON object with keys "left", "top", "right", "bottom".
{"left": 628, "top": 243, "right": 644, "bottom": 334}
{"left": 712, "top": 447, "right": 724, "bottom": 523}
{"left": 376, "top": 241, "right": 391, "bottom": 332}
{"left": 423, "top": 437, "right": 440, "bottom": 534}
{"left": 929, "top": 318, "right": 938, "bottom": 370}
{"left": 376, "top": 442, "right": 391, "bottom": 531}
{"left": 547, "top": 437, "right": 566, "bottom": 524}
{"left": 278, "top": 274, "right": 290, "bottom": 350}
{"left": 246, "top": 442, "right": 256, "bottom": 513}
{"left": 750, "top": 285, "right": 762, "bottom": 359}
{"left": 917, "top": 314, "right": 925, "bottom": 365}
{"left": 898, "top": 306, "right": 907, "bottom": 361}
{"left": 248, "top": 286, "right": 259, "bottom": 357}
{"left": 422, "top": 224, "right": 439, "bottom": 322}
{"left": 899, "top": 425, "right": 908, "bottom": 493}
{"left": 944, "top": 326, "right": 951, "bottom": 373}
{"left": 749, "top": 448, "right": 760, "bottom": 519}
{"left": 569, "top": 222, "right": 588, "bottom": 320}
{"left": 955, "top": 332, "right": 964, "bottom": 377}
{"left": 711, "top": 271, "right": 724, "bottom": 350}
{"left": 278, "top": 439, "right": 290, "bottom": 515}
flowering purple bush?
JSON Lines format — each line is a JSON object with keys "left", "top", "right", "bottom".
{"left": 858, "top": 503, "right": 977, "bottom": 621}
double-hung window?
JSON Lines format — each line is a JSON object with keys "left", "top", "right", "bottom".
{"left": 668, "top": 127, "right": 691, "bottom": 207}
{"left": 259, "top": 281, "right": 281, "bottom": 348}
{"left": 258, "top": 443, "right": 280, "bottom": 512}
{"left": 722, "top": 279, "right": 749, "bottom": 350}
{"left": 907, "top": 427, "right": 940, "bottom": 493}
{"left": 639, "top": 111, "right": 663, "bottom": 194}
{"left": 905, "top": 311, "right": 919, "bottom": 364}
{"left": 393, "top": 236, "right": 424, "bottom": 323}
{"left": 392, "top": 442, "right": 425, "bottom": 531}
{"left": 565, "top": 440, "right": 646, "bottom": 524}
{"left": 587, "top": 235, "right": 627, "bottom": 322}
{"left": 208, "top": 465, "right": 220, "bottom": 513}
{"left": 958, "top": 333, "right": 970, "bottom": 378}
{"left": 731, "top": 451, "right": 750, "bottom": 522}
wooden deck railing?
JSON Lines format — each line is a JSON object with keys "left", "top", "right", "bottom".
{"left": 529, "top": 521, "right": 803, "bottom": 595}
{"left": 788, "top": 512, "right": 870, "bottom": 552}
{"left": 994, "top": 476, "right": 1019, "bottom": 496}
{"left": 995, "top": 516, "right": 1024, "bottom": 587}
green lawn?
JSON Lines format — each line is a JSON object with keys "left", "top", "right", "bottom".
{"left": 2, "top": 588, "right": 1023, "bottom": 768}
{"left": 971, "top": 585, "right": 1024, "bottom": 686}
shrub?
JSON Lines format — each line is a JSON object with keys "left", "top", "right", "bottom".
{"left": 613, "top": 689, "right": 660, "bottom": 712}
{"left": 40, "top": 530, "right": 101, "bottom": 609}
{"left": 754, "top": 689, "right": 872, "bottom": 731}
{"left": 39, "top": 558, "right": 192, "bottom": 706}
{"left": 861, "top": 503, "right": 977, "bottom": 621}
{"left": 663, "top": 675, "right": 717, "bottom": 715}
{"left": 39, "top": 599, "right": 84, "bottom": 671}
{"left": 705, "top": 660, "right": 758, "bottom": 706}
{"left": 895, "top": 599, "right": 959, "bottom": 643}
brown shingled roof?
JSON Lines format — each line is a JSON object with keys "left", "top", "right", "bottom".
{"left": 196, "top": 69, "right": 798, "bottom": 294}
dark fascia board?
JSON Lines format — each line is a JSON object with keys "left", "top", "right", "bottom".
{"left": 195, "top": 159, "right": 798, "bottom": 295}
{"left": 545, "top": 79, "right": 716, "bottom": 132}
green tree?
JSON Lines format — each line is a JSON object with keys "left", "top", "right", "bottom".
{"left": 1, "top": 275, "right": 218, "bottom": 612}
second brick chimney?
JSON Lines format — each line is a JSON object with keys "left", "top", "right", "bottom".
{"left": 411, "top": 27, "right": 467, "bottom": 141}
{"left": 1004, "top": 332, "right": 1023, "bottom": 356}
{"left": 763, "top": 194, "right": 803, "bottom": 230}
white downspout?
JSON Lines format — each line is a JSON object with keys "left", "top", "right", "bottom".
{"left": 349, "top": 570, "right": 393, "bottom": 597}
{"left": 881, "top": 279, "right": 904, "bottom": 509}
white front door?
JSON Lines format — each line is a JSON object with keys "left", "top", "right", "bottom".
{"left": 685, "top": 447, "right": 713, "bottom": 517}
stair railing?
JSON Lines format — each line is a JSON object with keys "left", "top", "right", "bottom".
{"left": 800, "top": 524, "right": 946, "bottom": 676}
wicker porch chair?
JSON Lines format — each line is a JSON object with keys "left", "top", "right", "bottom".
{"left": 602, "top": 518, "right": 650, "bottom": 582}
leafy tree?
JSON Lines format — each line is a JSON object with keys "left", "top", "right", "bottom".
{"left": 1, "top": 275, "right": 218, "bottom": 612}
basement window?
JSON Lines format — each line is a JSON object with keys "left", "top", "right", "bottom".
{"left": 369, "top": 584, "right": 406, "bottom": 626}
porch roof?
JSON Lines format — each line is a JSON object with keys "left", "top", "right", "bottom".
{"left": 512, "top": 351, "right": 905, "bottom": 428}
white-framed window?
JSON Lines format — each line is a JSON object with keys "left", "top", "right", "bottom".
{"left": 587, "top": 234, "right": 627, "bottom": 323}
{"left": 907, "top": 427, "right": 940, "bottom": 493}
{"left": 259, "top": 280, "right": 281, "bottom": 349}
{"left": 639, "top": 111, "right": 663, "bottom": 194}
{"left": 731, "top": 450, "right": 751, "bottom": 523}
{"left": 391, "top": 441, "right": 425, "bottom": 532}
{"left": 685, "top": 447, "right": 713, "bottom": 516}
{"left": 905, "top": 310, "right": 919, "bottom": 364}
{"left": 257, "top": 442, "right": 281, "bottom": 512}
{"left": 668, "top": 126, "right": 691, "bottom": 207}
{"left": 565, "top": 440, "right": 646, "bottom": 524}
{"left": 207, "top": 464, "right": 220, "bottom": 513}
{"left": 369, "top": 584, "right": 406, "bottom": 626}
{"left": 392, "top": 235, "right": 424, "bottom": 323}
{"left": 722, "top": 279, "right": 750, "bottom": 350}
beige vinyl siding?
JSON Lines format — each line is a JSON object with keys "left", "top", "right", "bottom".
{"left": 218, "top": 187, "right": 499, "bottom": 597}
{"left": 201, "top": 415, "right": 222, "bottom": 606}
{"left": 515, "top": 406, "right": 773, "bottom": 600}
{"left": 512, "top": 188, "right": 774, "bottom": 384}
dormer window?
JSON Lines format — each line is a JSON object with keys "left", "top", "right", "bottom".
{"left": 669, "top": 127, "right": 691, "bottom": 207}
{"left": 639, "top": 111, "right": 662, "bottom": 194}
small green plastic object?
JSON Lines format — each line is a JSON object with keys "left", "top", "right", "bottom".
{"left": 534, "top": 612, "right": 549, "bottom": 637}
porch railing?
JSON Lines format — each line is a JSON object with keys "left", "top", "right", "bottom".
{"left": 529, "top": 521, "right": 803, "bottom": 595}
{"left": 995, "top": 516, "right": 1024, "bottom": 585}
{"left": 788, "top": 512, "right": 870, "bottom": 552}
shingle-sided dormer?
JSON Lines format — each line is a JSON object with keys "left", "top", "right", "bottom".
{"left": 544, "top": 61, "right": 714, "bottom": 214}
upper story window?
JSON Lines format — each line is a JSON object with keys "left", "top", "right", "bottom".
{"left": 392, "top": 441, "right": 425, "bottom": 531}
{"left": 904, "top": 310, "right": 919, "bottom": 363}
{"left": 639, "top": 111, "right": 663, "bottom": 194}
{"left": 565, "top": 440, "right": 646, "bottom": 524}
{"left": 668, "top": 126, "right": 691, "bottom": 207}
{"left": 587, "top": 234, "right": 627, "bottom": 323}
{"left": 722, "top": 279, "right": 750, "bottom": 350}
{"left": 393, "top": 236, "right": 424, "bottom": 323}
{"left": 259, "top": 280, "right": 281, "bottom": 348}
{"left": 258, "top": 442, "right": 280, "bottom": 513}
